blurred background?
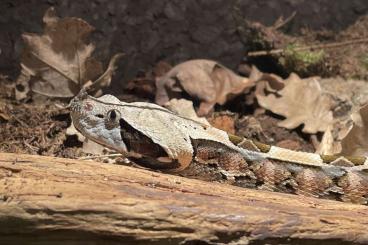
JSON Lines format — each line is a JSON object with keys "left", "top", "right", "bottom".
{"left": 1, "top": 0, "right": 368, "bottom": 91}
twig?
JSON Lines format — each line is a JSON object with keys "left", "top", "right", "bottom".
{"left": 23, "top": 141, "right": 39, "bottom": 152}
{"left": 11, "top": 115, "right": 29, "bottom": 128}
{"left": 78, "top": 153, "right": 123, "bottom": 160}
{"left": 247, "top": 38, "right": 368, "bottom": 57}
{"left": 273, "top": 11, "right": 297, "bottom": 30}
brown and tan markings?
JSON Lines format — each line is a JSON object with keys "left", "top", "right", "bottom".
{"left": 70, "top": 92, "right": 368, "bottom": 205}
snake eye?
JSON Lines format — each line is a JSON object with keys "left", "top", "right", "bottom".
{"left": 107, "top": 109, "right": 120, "bottom": 121}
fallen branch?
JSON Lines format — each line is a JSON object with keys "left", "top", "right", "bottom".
{"left": 0, "top": 153, "right": 368, "bottom": 244}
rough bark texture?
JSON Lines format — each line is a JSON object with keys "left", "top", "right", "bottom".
{"left": 1, "top": 153, "right": 368, "bottom": 245}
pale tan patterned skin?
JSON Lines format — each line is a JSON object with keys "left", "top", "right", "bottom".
{"left": 70, "top": 91, "right": 368, "bottom": 204}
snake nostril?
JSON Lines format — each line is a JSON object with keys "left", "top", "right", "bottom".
{"left": 95, "top": 114, "right": 104, "bottom": 118}
{"left": 84, "top": 102, "right": 93, "bottom": 111}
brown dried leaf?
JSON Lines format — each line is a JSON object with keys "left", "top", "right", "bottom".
{"left": 249, "top": 65, "right": 284, "bottom": 91}
{"left": 315, "top": 119, "right": 353, "bottom": 155}
{"left": 125, "top": 61, "right": 171, "bottom": 99}
{"left": 86, "top": 53, "right": 124, "bottom": 95}
{"left": 340, "top": 104, "right": 368, "bottom": 156}
{"left": 82, "top": 139, "right": 105, "bottom": 155}
{"left": 275, "top": 139, "right": 302, "bottom": 151}
{"left": 15, "top": 7, "right": 121, "bottom": 99}
{"left": 256, "top": 73, "right": 335, "bottom": 133}
{"left": 316, "top": 125, "right": 339, "bottom": 155}
{"left": 245, "top": 66, "right": 284, "bottom": 105}
{"left": 208, "top": 113, "right": 236, "bottom": 135}
{"left": 164, "top": 99, "right": 210, "bottom": 126}
{"left": 66, "top": 123, "right": 104, "bottom": 155}
{"left": 153, "top": 61, "right": 173, "bottom": 77}
{"left": 155, "top": 59, "right": 255, "bottom": 116}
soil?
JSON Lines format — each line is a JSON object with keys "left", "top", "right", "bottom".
{"left": 1, "top": 1, "right": 368, "bottom": 83}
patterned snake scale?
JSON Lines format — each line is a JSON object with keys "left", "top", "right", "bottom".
{"left": 70, "top": 91, "right": 368, "bottom": 205}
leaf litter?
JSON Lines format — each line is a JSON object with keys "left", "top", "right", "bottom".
{"left": 256, "top": 73, "right": 335, "bottom": 134}
{"left": 15, "top": 7, "right": 123, "bottom": 100}
{"left": 2, "top": 8, "right": 368, "bottom": 161}
{"left": 155, "top": 59, "right": 284, "bottom": 116}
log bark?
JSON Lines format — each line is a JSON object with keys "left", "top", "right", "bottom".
{"left": 1, "top": 153, "right": 368, "bottom": 244}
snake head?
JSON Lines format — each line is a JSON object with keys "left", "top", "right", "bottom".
{"left": 69, "top": 92, "right": 128, "bottom": 153}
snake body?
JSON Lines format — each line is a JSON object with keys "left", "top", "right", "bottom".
{"left": 70, "top": 92, "right": 368, "bottom": 205}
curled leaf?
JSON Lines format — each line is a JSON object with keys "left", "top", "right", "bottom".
{"left": 155, "top": 59, "right": 255, "bottom": 115}
{"left": 164, "top": 99, "right": 210, "bottom": 126}
{"left": 256, "top": 73, "right": 335, "bottom": 133}
{"left": 86, "top": 53, "right": 124, "bottom": 94}
{"left": 249, "top": 65, "right": 284, "bottom": 91}
{"left": 15, "top": 7, "right": 121, "bottom": 99}
{"left": 340, "top": 104, "right": 368, "bottom": 156}
{"left": 245, "top": 66, "right": 284, "bottom": 105}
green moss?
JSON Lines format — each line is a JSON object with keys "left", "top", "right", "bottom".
{"left": 281, "top": 44, "right": 325, "bottom": 75}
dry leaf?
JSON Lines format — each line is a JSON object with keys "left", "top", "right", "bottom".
{"left": 164, "top": 99, "right": 210, "bottom": 126}
{"left": 125, "top": 61, "right": 172, "bottom": 99}
{"left": 340, "top": 104, "right": 368, "bottom": 156}
{"left": 256, "top": 73, "right": 335, "bottom": 133}
{"left": 153, "top": 61, "right": 173, "bottom": 77}
{"left": 66, "top": 123, "right": 104, "bottom": 155}
{"left": 0, "top": 113, "right": 10, "bottom": 122}
{"left": 155, "top": 59, "right": 255, "bottom": 116}
{"left": 245, "top": 66, "right": 284, "bottom": 105}
{"left": 208, "top": 113, "right": 236, "bottom": 135}
{"left": 0, "top": 101, "right": 10, "bottom": 122}
{"left": 248, "top": 65, "right": 284, "bottom": 91}
{"left": 82, "top": 139, "right": 105, "bottom": 155}
{"left": 86, "top": 53, "right": 124, "bottom": 96}
{"left": 316, "top": 125, "right": 339, "bottom": 155}
{"left": 316, "top": 126, "right": 336, "bottom": 155}
{"left": 275, "top": 139, "right": 302, "bottom": 151}
{"left": 66, "top": 123, "right": 85, "bottom": 142}
{"left": 315, "top": 119, "right": 353, "bottom": 155}
{"left": 15, "top": 7, "right": 122, "bottom": 99}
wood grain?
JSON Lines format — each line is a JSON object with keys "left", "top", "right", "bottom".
{"left": 1, "top": 153, "right": 368, "bottom": 244}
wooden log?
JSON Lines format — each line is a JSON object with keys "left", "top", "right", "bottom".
{"left": 0, "top": 153, "right": 368, "bottom": 244}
